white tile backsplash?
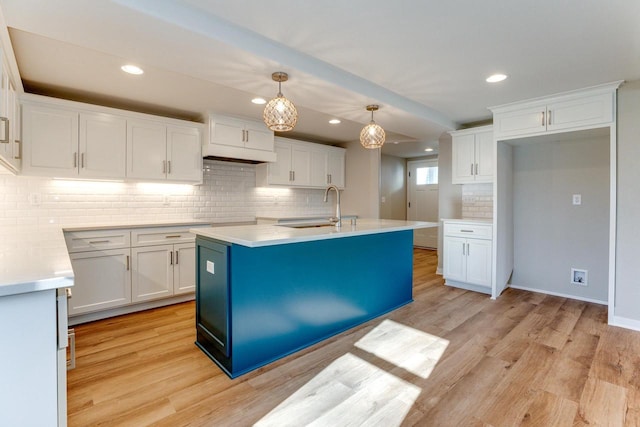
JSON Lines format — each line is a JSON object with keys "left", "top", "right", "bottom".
{"left": 0, "top": 159, "right": 334, "bottom": 228}
{"left": 461, "top": 183, "right": 493, "bottom": 219}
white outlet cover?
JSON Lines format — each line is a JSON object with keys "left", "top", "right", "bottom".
{"left": 206, "top": 260, "right": 215, "bottom": 274}
{"left": 572, "top": 194, "right": 582, "bottom": 205}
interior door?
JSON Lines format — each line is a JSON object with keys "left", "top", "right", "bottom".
{"left": 407, "top": 160, "right": 439, "bottom": 248}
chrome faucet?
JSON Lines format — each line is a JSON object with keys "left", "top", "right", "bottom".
{"left": 324, "top": 185, "right": 342, "bottom": 228}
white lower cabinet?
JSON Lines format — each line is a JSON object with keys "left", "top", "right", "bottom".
{"left": 68, "top": 249, "right": 132, "bottom": 315}
{"left": 131, "top": 242, "right": 195, "bottom": 302}
{"left": 65, "top": 224, "right": 208, "bottom": 322}
{"left": 443, "top": 221, "right": 493, "bottom": 293}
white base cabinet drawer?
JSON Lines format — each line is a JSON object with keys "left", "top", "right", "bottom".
{"left": 65, "top": 229, "right": 130, "bottom": 252}
{"left": 131, "top": 227, "right": 196, "bottom": 246}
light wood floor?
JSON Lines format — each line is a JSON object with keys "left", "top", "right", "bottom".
{"left": 67, "top": 249, "right": 640, "bottom": 426}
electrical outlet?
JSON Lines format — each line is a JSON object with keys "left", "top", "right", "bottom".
{"left": 162, "top": 195, "right": 170, "bottom": 206}
{"left": 571, "top": 268, "right": 588, "bottom": 286}
{"left": 28, "top": 193, "right": 42, "bottom": 206}
{"left": 572, "top": 194, "right": 582, "bottom": 205}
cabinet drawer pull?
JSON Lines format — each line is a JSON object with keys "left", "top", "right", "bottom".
{"left": 169, "top": 251, "right": 173, "bottom": 265}
{"left": 0, "top": 117, "right": 8, "bottom": 143}
{"left": 175, "top": 250, "right": 179, "bottom": 265}
{"left": 14, "top": 140, "right": 21, "bottom": 159}
{"left": 470, "top": 163, "right": 473, "bottom": 175}
{"left": 168, "top": 160, "right": 171, "bottom": 174}
{"left": 126, "top": 255, "right": 130, "bottom": 271}
{"left": 475, "top": 163, "right": 478, "bottom": 175}
{"left": 73, "top": 152, "right": 78, "bottom": 168}
{"left": 81, "top": 152, "right": 85, "bottom": 168}
{"left": 165, "top": 235, "right": 181, "bottom": 238}
{"left": 460, "top": 229, "right": 474, "bottom": 233}
{"left": 467, "top": 243, "right": 470, "bottom": 255}
{"left": 462, "top": 244, "right": 465, "bottom": 255}
{"left": 547, "top": 110, "right": 552, "bottom": 125}
{"left": 246, "top": 130, "right": 249, "bottom": 142}
{"left": 541, "top": 111, "right": 545, "bottom": 126}
{"left": 89, "top": 240, "right": 110, "bottom": 244}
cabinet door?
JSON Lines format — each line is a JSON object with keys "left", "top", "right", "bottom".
{"left": 474, "top": 131, "right": 494, "bottom": 183}
{"left": 174, "top": 243, "right": 196, "bottom": 294}
{"left": 131, "top": 244, "right": 174, "bottom": 302}
{"left": 22, "top": 104, "right": 79, "bottom": 177}
{"left": 244, "top": 120, "right": 274, "bottom": 152}
{"left": 451, "top": 134, "right": 475, "bottom": 184}
{"left": 443, "top": 236, "right": 467, "bottom": 282}
{"left": 126, "top": 119, "right": 167, "bottom": 180}
{"left": 326, "top": 149, "right": 345, "bottom": 188}
{"left": 0, "top": 63, "right": 9, "bottom": 163}
{"left": 79, "top": 112, "right": 126, "bottom": 179}
{"left": 167, "top": 125, "right": 202, "bottom": 182}
{"left": 291, "top": 144, "right": 311, "bottom": 186}
{"left": 309, "top": 148, "right": 327, "bottom": 187}
{"left": 493, "top": 105, "right": 547, "bottom": 139}
{"left": 546, "top": 93, "right": 613, "bottom": 132}
{"left": 465, "top": 238, "right": 492, "bottom": 287}
{"left": 268, "top": 141, "right": 293, "bottom": 185}
{"left": 69, "top": 249, "right": 131, "bottom": 315}
{"left": 209, "top": 115, "right": 244, "bottom": 148}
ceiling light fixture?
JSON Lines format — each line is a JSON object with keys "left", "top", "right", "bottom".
{"left": 329, "top": 119, "right": 341, "bottom": 124}
{"left": 251, "top": 97, "right": 266, "bottom": 105}
{"left": 360, "top": 105, "right": 385, "bottom": 149}
{"left": 263, "top": 72, "right": 298, "bottom": 132}
{"left": 121, "top": 64, "right": 144, "bottom": 75}
{"left": 486, "top": 73, "right": 507, "bottom": 83}
{"left": 425, "top": 148, "right": 434, "bottom": 152}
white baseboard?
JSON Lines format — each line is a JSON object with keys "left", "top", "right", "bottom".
{"left": 69, "top": 293, "right": 195, "bottom": 326}
{"left": 445, "top": 279, "right": 491, "bottom": 295}
{"left": 610, "top": 315, "right": 640, "bottom": 332}
{"left": 508, "top": 285, "right": 607, "bottom": 306}
{"left": 436, "top": 267, "right": 442, "bottom": 275}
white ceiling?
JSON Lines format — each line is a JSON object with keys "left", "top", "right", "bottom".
{"left": 1, "top": 0, "right": 638, "bottom": 158}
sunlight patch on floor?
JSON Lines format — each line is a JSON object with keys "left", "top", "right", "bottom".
{"left": 355, "top": 319, "right": 449, "bottom": 379}
{"left": 253, "top": 353, "right": 421, "bottom": 427}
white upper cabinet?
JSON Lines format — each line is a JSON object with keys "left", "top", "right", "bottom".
{"left": 491, "top": 82, "right": 621, "bottom": 141}
{"left": 167, "top": 125, "right": 202, "bottom": 182}
{"left": 205, "top": 114, "right": 276, "bottom": 162}
{"left": 79, "top": 112, "right": 126, "bottom": 178}
{"left": 126, "top": 119, "right": 167, "bottom": 180}
{"left": 256, "top": 137, "right": 346, "bottom": 189}
{"left": 0, "top": 54, "right": 20, "bottom": 172}
{"left": 21, "top": 95, "right": 203, "bottom": 183}
{"left": 22, "top": 104, "right": 79, "bottom": 177}
{"left": 450, "top": 125, "right": 493, "bottom": 184}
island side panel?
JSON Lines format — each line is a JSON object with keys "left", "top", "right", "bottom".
{"left": 229, "top": 230, "right": 413, "bottom": 376}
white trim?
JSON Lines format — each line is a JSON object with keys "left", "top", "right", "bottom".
{"left": 436, "top": 267, "right": 442, "bottom": 275}
{"left": 69, "top": 293, "right": 194, "bottom": 325}
{"left": 445, "top": 279, "right": 492, "bottom": 295}
{"left": 610, "top": 315, "right": 640, "bottom": 332}
{"left": 509, "top": 285, "right": 607, "bottom": 306}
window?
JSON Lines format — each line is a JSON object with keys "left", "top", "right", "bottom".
{"left": 416, "top": 166, "right": 438, "bottom": 185}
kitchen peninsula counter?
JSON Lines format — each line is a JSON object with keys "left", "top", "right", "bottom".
{"left": 191, "top": 219, "right": 437, "bottom": 378}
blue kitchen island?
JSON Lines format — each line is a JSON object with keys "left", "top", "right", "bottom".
{"left": 190, "top": 219, "right": 435, "bottom": 378}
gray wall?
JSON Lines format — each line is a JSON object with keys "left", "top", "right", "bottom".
{"left": 380, "top": 154, "right": 406, "bottom": 220}
{"left": 437, "top": 132, "right": 462, "bottom": 271}
{"left": 342, "top": 140, "right": 380, "bottom": 218}
{"left": 616, "top": 80, "right": 640, "bottom": 320}
{"left": 511, "top": 136, "right": 610, "bottom": 302}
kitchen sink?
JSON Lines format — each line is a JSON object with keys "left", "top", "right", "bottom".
{"left": 277, "top": 222, "right": 335, "bottom": 229}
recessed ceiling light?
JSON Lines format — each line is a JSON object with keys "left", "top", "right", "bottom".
{"left": 486, "top": 73, "right": 507, "bottom": 83}
{"left": 251, "top": 97, "right": 267, "bottom": 105}
{"left": 121, "top": 64, "right": 144, "bottom": 75}
{"left": 393, "top": 141, "right": 399, "bottom": 145}
{"left": 329, "top": 119, "right": 341, "bottom": 124}
{"left": 425, "top": 148, "right": 434, "bottom": 152}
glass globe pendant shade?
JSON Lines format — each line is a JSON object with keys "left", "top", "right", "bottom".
{"left": 263, "top": 72, "right": 298, "bottom": 132}
{"left": 360, "top": 105, "right": 385, "bottom": 149}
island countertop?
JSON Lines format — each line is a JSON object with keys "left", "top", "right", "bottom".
{"left": 191, "top": 218, "right": 437, "bottom": 248}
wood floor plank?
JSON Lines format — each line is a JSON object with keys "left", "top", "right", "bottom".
{"left": 66, "top": 249, "right": 640, "bottom": 426}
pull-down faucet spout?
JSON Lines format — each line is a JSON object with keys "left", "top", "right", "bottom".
{"left": 323, "top": 185, "right": 341, "bottom": 228}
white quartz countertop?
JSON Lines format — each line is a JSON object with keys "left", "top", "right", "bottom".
{"left": 0, "top": 225, "right": 74, "bottom": 297}
{"left": 441, "top": 218, "right": 493, "bottom": 225}
{"left": 0, "top": 219, "right": 225, "bottom": 297}
{"left": 191, "top": 219, "right": 438, "bottom": 248}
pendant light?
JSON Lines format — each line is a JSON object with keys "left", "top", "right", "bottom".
{"left": 263, "top": 72, "right": 298, "bottom": 132}
{"left": 360, "top": 105, "right": 385, "bottom": 149}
